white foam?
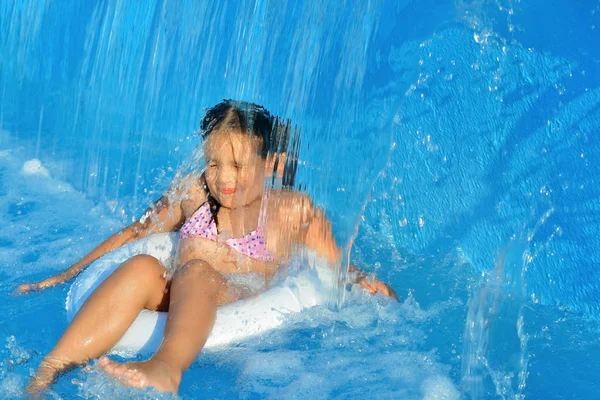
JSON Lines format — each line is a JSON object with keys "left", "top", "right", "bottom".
{"left": 230, "top": 289, "right": 461, "bottom": 398}
{"left": 242, "top": 350, "right": 306, "bottom": 377}
{"left": 421, "top": 375, "right": 460, "bottom": 399}
{"left": 0, "top": 374, "right": 26, "bottom": 399}
{"left": 0, "top": 144, "right": 121, "bottom": 279}
{"left": 21, "top": 158, "right": 50, "bottom": 177}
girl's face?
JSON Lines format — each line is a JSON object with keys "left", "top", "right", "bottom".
{"left": 203, "top": 129, "right": 266, "bottom": 209}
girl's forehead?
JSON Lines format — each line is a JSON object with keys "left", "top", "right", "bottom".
{"left": 204, "top": 130, "right": 261, "bottom": 159}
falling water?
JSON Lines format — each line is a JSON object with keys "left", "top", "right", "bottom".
{"left": 462, "top": 234, "right": 531, "bottom": 399}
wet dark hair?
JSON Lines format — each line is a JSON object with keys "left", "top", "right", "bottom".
{"left": 200, "top": 99, "right": 299, "bottom": 223}
{"left": 201, "top": 99, "right": 289, "bottom": 159}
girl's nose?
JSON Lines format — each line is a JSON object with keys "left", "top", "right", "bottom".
{"left": 217, "top": 166, "right": 237, "bottom": 186}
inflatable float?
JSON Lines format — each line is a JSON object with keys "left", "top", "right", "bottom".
{"left": 65, "top": 233, "right": 334, "bottom": 357}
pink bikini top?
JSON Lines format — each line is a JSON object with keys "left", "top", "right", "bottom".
{"left": 179, "top": 203, "right": 274, "bottom": 262}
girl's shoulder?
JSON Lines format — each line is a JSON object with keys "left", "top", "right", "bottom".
{"left": 266, "top": 189, "right": 315, "bottom": 225}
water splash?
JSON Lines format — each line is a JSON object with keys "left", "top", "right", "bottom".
{"left": 461, "top": 234, "right": 531, "bottom": 399}
{"left": 73, "top": 362, "right": 177, "bottom": 400}
{"left": 460, "top": 206, "right": 557, "bottom": 399}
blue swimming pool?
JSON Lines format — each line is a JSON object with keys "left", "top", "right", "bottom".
{"left": 1, "top": 0, "right": 599, "bottom": 398}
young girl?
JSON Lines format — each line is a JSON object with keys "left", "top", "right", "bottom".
{"left": 18, "top": 100, "right": 396, "bottom": 395}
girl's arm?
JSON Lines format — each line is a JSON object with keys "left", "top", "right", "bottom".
{"left": 16, "top": 176, "right": 197, "bottom": 294}
{"left": 299, "top": 196, "right": 398, "bottom": 300}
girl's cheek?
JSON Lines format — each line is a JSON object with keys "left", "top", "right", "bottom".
{"left": 204, "top": 171, "right": 219, "bottom": 192}
{"left": 237, "top": 170, "right": 249, "bottom": 183}
{"left": 205, "top": 168, "right": 218, "bottom": 180}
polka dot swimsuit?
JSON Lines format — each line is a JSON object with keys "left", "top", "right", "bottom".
{"left": 179, "top": 203, "right": 274, "bottom": 262}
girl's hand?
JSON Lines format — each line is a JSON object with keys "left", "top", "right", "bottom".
{"left": 15, "top": 273, "right": 68, "bottom": 294}
{"left": 358, "top": 277, "right": 399, "bottom": 301}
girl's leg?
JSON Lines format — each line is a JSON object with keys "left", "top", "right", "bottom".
{"left": 100, "top": 259, "right": 238, "bottom": 393}
{"left": 27, "top": 255, "right": 170, "bottom": 393}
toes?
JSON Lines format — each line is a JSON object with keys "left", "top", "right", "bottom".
{"left": 99, "top": 357, "right": 116, "bottom": 374}
{"left": 97, "top": 358, "right": 150, "bottom": 389}
{"left": 122, "top": 368, "right": 138, "bottom": 381}
{"left": 99, "top": 358, "right": 129, "bottom": 378}
{"left": 112, "top": 364, "right": 130, "bottom": 377}
{"left": 123, "top": 369, "right": 145, "bottom": 387}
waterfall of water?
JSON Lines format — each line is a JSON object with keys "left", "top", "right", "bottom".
{"left": 461, "top": 235, "right": 531, "bottom": 399}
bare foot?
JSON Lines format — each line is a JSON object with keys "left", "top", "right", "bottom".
{"left": 98, "top": 356, "right": 181, "bottom": 393}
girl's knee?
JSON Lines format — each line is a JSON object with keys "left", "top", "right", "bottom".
{"left": 118, "top": 254, "right": 170, "bottom": 310}
{"left": 119, "top": 254, "right": 168, "bottom": 281}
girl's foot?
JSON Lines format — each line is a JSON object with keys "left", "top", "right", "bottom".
{"left": 98, "top": 356, "right": 181, "bottom": 393}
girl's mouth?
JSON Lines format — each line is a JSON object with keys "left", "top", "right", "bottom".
{"left": 220, "top": 187, "right": 237, "bottom": 195}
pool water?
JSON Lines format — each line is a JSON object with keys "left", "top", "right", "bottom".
{"left": 2, "top": 0, "right": 600, "bottom": 398}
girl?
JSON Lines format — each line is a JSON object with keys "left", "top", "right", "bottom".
{"left": 19, "top": 100, "right": 396, "bottom": 395}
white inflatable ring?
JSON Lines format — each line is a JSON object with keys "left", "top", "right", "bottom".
{"left": 65, "top": 233, "right": 332, "bottom": 357}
